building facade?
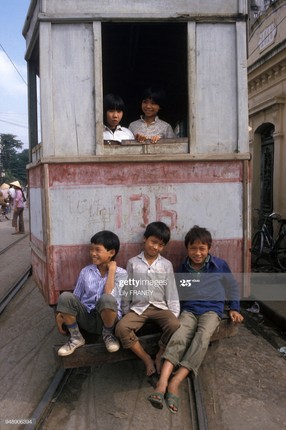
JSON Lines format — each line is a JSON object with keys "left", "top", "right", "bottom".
{"left": 248, "top": 0, "right": 286, "bottom": 230}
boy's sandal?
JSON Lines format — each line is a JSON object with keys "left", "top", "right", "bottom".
{"left": 147, "top": 392, "right": 164, "bottom": 409}
{"left": 165, "top": 392, "right": 180, "bottom": 414}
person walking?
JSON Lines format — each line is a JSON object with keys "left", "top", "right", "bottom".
{"left": 9, "top": 180, "right": 26, "bottom": 234}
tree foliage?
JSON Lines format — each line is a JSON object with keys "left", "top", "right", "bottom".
{"left": 0, "top": 134, "right": 29, "bottom": 186}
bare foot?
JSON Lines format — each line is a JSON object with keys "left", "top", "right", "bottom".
{"left": 165, "top": 377, "right": 180, "bottom": 413}
{"left": 144, "top": 356, "right": 156, "bottom": 376}
{"left": 155, "top": 380, "right": 168, "bottom": 395}
{"left": 167, "top": 377, "right": 180, "bottom": 397}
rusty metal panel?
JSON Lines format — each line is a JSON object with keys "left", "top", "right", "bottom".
{"left": 28, "top": 160, "right": 246, "bottom": 303}
{"left": 49, "top": 182, "right": 243, "bottom": 244}
{"left": 46, "top": 161, "right": 244, "bottom": 246}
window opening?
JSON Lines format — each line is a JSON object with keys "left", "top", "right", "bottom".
{"left": 101, "top": 23, "right": 188, "bottom": 139}
{"left": 260, "top": 126, "right": 274, "bottom": 214}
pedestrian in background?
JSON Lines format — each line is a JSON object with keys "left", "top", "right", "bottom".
{"left": 0, "top": 190, "right": 9, "bottom": 221}
{"left": 9, "top": 180, "right": 25, "bottom": 235}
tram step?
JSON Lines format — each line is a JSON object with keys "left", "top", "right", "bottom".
{"left": 54, "top": 319, "right": 238, "bottom": 369}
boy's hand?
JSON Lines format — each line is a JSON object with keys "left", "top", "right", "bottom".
{"left": 104, "top": 261, "right": 117, "bottom": 294}
{"left": 150, "top": 135, "right": 161, "bottom": 144}
{"left": 135, "top": 133, "right": 147, "bottom": 143}
{"left": 55, "top": 312, "right": 68, "bottom": 335}
{"left": 229, "top": 310, "right": 244, "bottom": 323}
{"left": 107, "top": 260, "right": 117, "bottom": 272}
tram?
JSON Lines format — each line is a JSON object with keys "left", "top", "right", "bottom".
{"left": 23, "top": 0, "right": 250, "bottom": 306}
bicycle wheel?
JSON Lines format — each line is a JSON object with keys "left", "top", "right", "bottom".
{"left": 251, "top": 231, "right": 264, "bottom": 255}
{"left": 276, "top": 235, "right": 286, "bottom": 271}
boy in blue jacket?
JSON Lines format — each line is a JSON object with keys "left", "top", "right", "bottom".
{"left": 148, "top": 225, "right": 244, "bottom": 414}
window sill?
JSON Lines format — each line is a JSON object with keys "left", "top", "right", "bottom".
{"left": 104, "top": 138, "right": 189, "bottom": 155}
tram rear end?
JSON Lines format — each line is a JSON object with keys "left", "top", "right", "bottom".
{"left": 23, "top": 0, "right": 250, "bottom": 305}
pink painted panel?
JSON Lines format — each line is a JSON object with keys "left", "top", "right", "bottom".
{"left": 30, "top": 232, "right": 45, "bottom": 254}
{"left": 48, "top": 244, "right": 90, "bottom": 294}
{"left": 42, "top": 238, "right": 243, "bottom": 305}
{"left": 31, "top": 251, "right": 52, "bottom": 304}
{"left": 28, "top": 160, "right": 246, "bottom": 305}
{"left": 48, "top": 161, "right": 243, "bottom": 187}
{"left": 29, "top": 165, "right": 45, "bottom": 188}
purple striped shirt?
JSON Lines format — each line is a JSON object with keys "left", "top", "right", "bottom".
{"left": 73, "top": 264, "right": 127, "bottom": 318}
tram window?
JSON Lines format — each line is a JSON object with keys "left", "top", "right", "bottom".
{"left": 101, "top": 23, "right": 188, "bottom": 143}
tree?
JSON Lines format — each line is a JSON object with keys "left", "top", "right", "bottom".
{"left": 0, "top": 134, "right": 28, "bottom": 186}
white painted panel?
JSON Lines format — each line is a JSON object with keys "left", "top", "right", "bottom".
{"left": 236, "top": 21, "right": 249, "bottom": 153}
{"left": 44, "top": 0, "right": 243, "bottom": 16}
{"left": 196, "top": 23, "right": 238, "bottom": 153}
{"left": 51, "top": 24, "right": 95, "bottom": 156}
{"left": 30, "top": 188, "right": 44, "bottom": 241}
{"left": 49, "top": 183, "right": 242, "bottom": 245}
{"left": 40, "top": 22, "right": 55, "bottom": 156}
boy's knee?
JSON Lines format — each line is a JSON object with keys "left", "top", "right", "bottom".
{"left": 172, "top": 319, "right": 181, "bottom": 332}
{"left": 59, "top": 291, "right": 73, "bottom": 300}
{"left": 115, "top": 320, "right": 137, "bottom": 348}
{"left": 97, "top": 293, "right": 117, "bottom": 310}
{"left": 56, "top": 291, "right": 74, "bottom": 310}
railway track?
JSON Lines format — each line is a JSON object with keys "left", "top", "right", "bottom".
{"left": 188, "top": 374, "right": 209, "bottom": 430}
{"left": 0, "top": 228, "right": 32, "bottom": 314}
{"left": 2, "top": 282, "right": 286, "bottom": 429}
{"left": 0, "top": 231, "right": 29, "bottom": 256}
{"left": 23, "top": 368, "right": 71, "bottom": 430}
{"left": 0, "top": 266, "right": 32, "bottom": 314}
{"left": 0, "top": 231, "right": 32, "bottom": 313}
{"left": 25, "top": 366, "right": 208, "bottom": 430}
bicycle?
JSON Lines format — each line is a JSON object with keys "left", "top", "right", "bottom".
{"left": 0, "top": 204, "right": 10, "bottom": 222}
{"left": 250, "top": 210, "right": 286, "bottom": 271}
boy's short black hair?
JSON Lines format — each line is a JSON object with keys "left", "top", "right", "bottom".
{"left": 90, "top": 230, "right": 120, "bottom": 257}
{"left": 184, "top": 225, "right": 212, "bottom": 249}
{"left": 103, "top": 94, "right": 126, "bottom": 114}
{"left": 144, "top": 221, "right": 170, "bottom": 245}
{"left": 142, "top": 87, "right": 167, "bottom": 108}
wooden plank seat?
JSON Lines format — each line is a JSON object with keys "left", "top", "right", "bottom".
{"left": 55, "top": 318, "right": 239, "bottom": 369}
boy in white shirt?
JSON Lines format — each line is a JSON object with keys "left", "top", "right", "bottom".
{"left": 115, "top": 222, "right": 180, "bottom": 376}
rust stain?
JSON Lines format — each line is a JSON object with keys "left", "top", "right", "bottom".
{"left": 47, "top": 161, "right": 243, "bottom": 187}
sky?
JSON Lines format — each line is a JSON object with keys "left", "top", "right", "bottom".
{"left": 0, "top": 0, "right": 31, "bottom": 150}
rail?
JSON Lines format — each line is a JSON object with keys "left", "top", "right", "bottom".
{"left": 24, "top": 367, "right": 209, "bottom": 430}
{"left": 23, "top": 368, "right": 72, "bottom": 430}
{"left": 0, "top": 266, "right": 32, "bottom": 314}
{"left": 0, "top": 232, "right": 29, "bottom": 256}
{"left": 188, "top": 374, "right": 209, "bottom": 430}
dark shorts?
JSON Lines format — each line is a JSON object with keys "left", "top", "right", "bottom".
{"left": 56, "top": 292, "right": 118, "bottom": 335}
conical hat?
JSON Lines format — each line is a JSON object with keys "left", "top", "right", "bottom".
{"left": 9, "top": 180, "right": 22, "bottom": 189}
{"left": 0, "top": 183, "right": 9, "bottom": 190}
